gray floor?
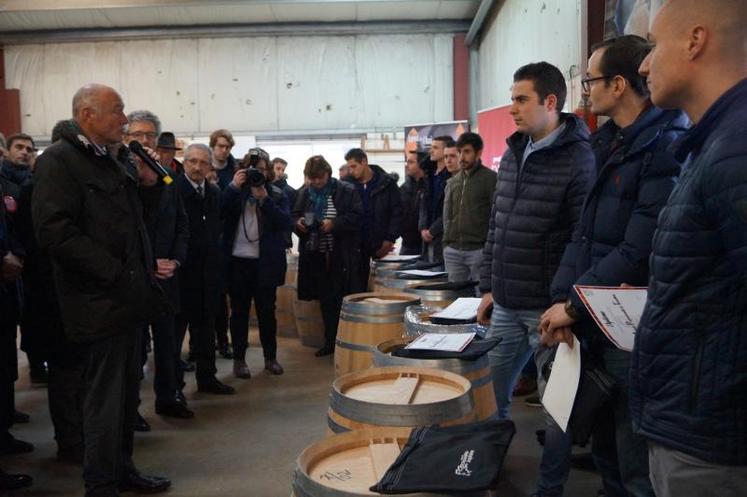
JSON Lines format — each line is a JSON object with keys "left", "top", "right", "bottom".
{"left": 4, "top": 333, "right": 601, "bottom": 496}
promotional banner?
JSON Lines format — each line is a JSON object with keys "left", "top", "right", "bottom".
{"left": 476, "top": 105, "right": 515, "bottom": 171}
{"left": 404, "top": 120, "right": 469, "bottom": 153}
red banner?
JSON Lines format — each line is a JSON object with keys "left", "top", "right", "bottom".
{"left": 476, "top": 105, "right": 515, "bottom": 172}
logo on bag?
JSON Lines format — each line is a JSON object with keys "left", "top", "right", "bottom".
{"left": 455, "top": 449, "right": 474, "bottom": 477}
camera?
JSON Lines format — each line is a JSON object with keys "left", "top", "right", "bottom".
{"left": 239, "top": 148, "right": 266, "bottom": 188}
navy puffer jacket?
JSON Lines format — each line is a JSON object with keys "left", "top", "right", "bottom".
{"left": 631, "top": 79, "right": 747, "bottom": 465}
{"left": 551, "top": 107, "right": 688, "bottom": 342}
{"left": 479, "top": 113, "right": 596, "bottom": 310}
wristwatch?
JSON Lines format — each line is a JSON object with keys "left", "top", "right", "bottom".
{"left": 564, "top": 299, "right": 581, "bottom": 321}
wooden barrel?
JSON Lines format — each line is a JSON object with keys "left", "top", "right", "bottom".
{"left": 327, "top": 366, "right": 475, "bottom": 435}
{"left": 334, "top": 293, "right": 421, "bottom": 377}
{"left": 368, "top": 260, "right": 413, "bottom": 291}
{"left": 295, "top": 299, "right": 326, "bottom": 348}
{"left": 402, "top": 281, "right": 476, "bottom": 308}
{"left": 373, "top": 338, "right": 497, "bottom": 421}
{"left": 293, "top": 428, "right": 486, "bottom": 497}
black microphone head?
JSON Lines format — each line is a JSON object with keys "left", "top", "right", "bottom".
{"left": 128, "top": 140, "right": 144, "bottom": 153}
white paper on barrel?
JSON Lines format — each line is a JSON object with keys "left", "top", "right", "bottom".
{"left": 379, "top": 254, "right": 420, "bottom": 262}
{"left": 404, "top": 332, "right": 476, "bottom": 352}
{"left": 573, "top": 285, "right": 648, "bottom": 352}
{"left": 430, "top": 297, "right": 482, "bottom": 322}
{"left": 542, "top": 336, "right": 581, "bottom": 432}
{"left": 396, "top": 269, "right": 448, "bottom": 278}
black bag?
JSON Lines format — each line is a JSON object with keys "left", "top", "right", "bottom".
{"left": 370, "top": 420, "right": 516, "bottom": 494}
{"left": 567, "top": 355, "right": 617, "bottom": 447}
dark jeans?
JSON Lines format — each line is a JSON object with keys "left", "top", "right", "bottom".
{"left": 591, "top": 347, "right": 654, "bottom": 497}
{"left": 0, "top": 289, "right": 19, "bottom": 439}
{"left": 175, "top": 313, "right": 217, "bottom": 386}
{"left": 140, "top": 315, "right": 178, "bottom": 405}
{"left": 308, "top": 252, "right": 344, "bottom": 348}
{"left": 80, "top": 329, "right": 141, "bottom": 497}
{"left": 215, "top": 293, "right": 230, "bottom": 348}
{"left": 228, "top": 257, "right": 278, "bottom": 361}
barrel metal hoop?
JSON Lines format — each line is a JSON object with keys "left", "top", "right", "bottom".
{"left": 326, "top": 415, "right": 350, "bottom": 434}
{"left": 329, "top": 386, "right": 473, "bottom": 427}
{"left": 372, "top": 350, "right": 489, "bottom": 377}
{"left": 341, "top": 296, "right": 420, "bottom": 315}
{"left": 334, "top": 339, "right": 375, "bottom": 353}
{"left": 338, "top": 312, "right": 404, "bottom": 324}
{"left": 470, "top": 372, "right": 493, "bottom": 389}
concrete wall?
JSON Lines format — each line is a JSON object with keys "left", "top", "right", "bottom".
{"left": 475, "top": 0, "right": 586, "bottom": 113}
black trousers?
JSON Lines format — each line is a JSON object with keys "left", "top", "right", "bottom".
{"left": 48, "top": 340, "right": 85, "bottom": 454}
{"left": 0, "top": 288, "right": 19, "bottom": 440}
{"left": 215, "top": 293, "right": 230, "bottom": 348}
{"left": 308, "top": 252, "right": 344, "bottom": 348}
{"left": 140, "top": 314, "right": 178, "bottom": 405}
{"left": 80, "top": 329, "right": 141, "bottom": 497}
{"left": 175, "top": 313, "right": 217, "bottom": 387}
{"left": 228, "top": 257, "right": 277, "bottom": 361}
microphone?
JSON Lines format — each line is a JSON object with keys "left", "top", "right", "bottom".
{"left": 128, "top": 140, "right": 173, "bottom": 185}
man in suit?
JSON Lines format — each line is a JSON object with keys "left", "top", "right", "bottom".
{"left": 176, "top": 144, "right": 235, "bottom": 395}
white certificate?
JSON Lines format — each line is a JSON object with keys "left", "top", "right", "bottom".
{"left": 396, "top": 269, "right": 448, "bottom": 278}
{"left": 573, "top": 285, "right": 648, "bottom": 352}
{"left": 430, "top": 297, "right": 482, "bottom": 321}
{"left": 404, "top": 332, "right": 476, "bottom": 352}
{"left": 379, "top": 254, "right": 420, "bottom": 262}
{"left": 542, "top": 336, "right": 581, "bottom": 432}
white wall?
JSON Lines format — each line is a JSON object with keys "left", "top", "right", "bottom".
{"left": 475, "top": 0, "right": 586, "bottom": 113}
{"left": 4, "top": 33, "right": 454, "bottom": 138}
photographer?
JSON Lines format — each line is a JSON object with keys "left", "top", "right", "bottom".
{"left": 293, "top": 156, "right": 362, "bottom": 357}
{"left": 221, "top": 148, "right": 291, "bottom": 378}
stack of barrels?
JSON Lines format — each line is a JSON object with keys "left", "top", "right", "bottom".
{"left": 291, "top": 287, "right": 498, "bottom": 497}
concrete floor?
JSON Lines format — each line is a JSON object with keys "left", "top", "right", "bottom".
{"left": 3, "top": 333, "right": 602, "bottom": 497}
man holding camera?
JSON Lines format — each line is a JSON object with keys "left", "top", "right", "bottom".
{"left": 221, "top": 149, "right": 292, "bottom": 378}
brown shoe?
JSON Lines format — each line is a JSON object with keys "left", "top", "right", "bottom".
{"left": 233, "top": 360, "right": 251, "bottom": 379}
{"left": 264, "top": 359, "right": 284, "bottom": 375}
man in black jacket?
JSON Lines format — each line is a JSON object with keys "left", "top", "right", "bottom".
{"left": 176, "top": 144, "right": 235, "bottom": 395}
{"left": 539, "top": 36, "right": 688, "bottom": 497}
{"left": 419, "top": 136, "right": 454, "bottom": 262}
{"left": 294, "top": 155, "right": 362, "bottom": 356}
{"left": 344, "top": 148, "right": 402, "bottom": 289}
{"left": 272, "top": 157, "right": 298, "bottom": 249}
{"left": 399, "top": 151, "right": 425, "bottom": 255}
{"left": 475, "top": 62, "right": 596, "bottom": 496}
{"left": 32, "top": 84, "right": 170, "bottom": 497}
{"left": 0, "top": 133, "right": 35, "bottom": 188}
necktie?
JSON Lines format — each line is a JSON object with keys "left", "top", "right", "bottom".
{"left": 196, "top": 185, "right": 204, "bottom": 198}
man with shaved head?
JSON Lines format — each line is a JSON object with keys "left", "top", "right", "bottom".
{"left": 632, "top": 1, "right": 747, "bottom": 496}
{"left": 32, "top": 84, "right": 171, "bottom": 496}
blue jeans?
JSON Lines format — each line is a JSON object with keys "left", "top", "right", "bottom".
{"left": 485, "top": 304, "right": 572, "bottom": 496}
{"left": 592, "top": 348, "right": 654, "bottom": 497}
{"left": 443, "top": 246, "right": 482, "bottom": 285}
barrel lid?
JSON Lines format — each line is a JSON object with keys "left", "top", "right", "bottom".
{"left": 342, "top": 292, "right": 420, "bottom": 315}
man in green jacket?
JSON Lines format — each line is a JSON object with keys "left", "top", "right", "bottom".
{"left": 442, "top": 132, "right": 497, "bottom": 285}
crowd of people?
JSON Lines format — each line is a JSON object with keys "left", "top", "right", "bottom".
{"left": 0, "top": 1, "right": 744, "bottom": 496}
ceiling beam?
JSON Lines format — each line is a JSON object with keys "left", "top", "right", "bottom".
{"left": 0, "top": 20, "right": 472, "bottom": 45}
{"left": 465, "top": 0, "right": 496, "bottom": 46}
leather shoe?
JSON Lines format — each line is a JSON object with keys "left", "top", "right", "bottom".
{"left": 119, "top": 471, "right": 171, "bottom": 494}
{"left": 233, "top": 360, "right": 251, "bottom": 379}
{"left": 180, "top": 359, "right": 195, "bottom": 373}
{"left": 264, "top": 359, "right": 284, "bottom": 375}
{"left": 57, "top": 445, "right": 84, "bottom": 465}
{"left": 197, "top": 379, "right": 236, "bottom": 395}
{"left": 0, "top": 471, "right": 32, "bottom": 490}
{"left": 315, "top": 345, "right": 334, "bottom": 357}
{"left": 218, "top": 343, "right": 234, "bottom": 359}
{"left": 0, "top": 435, "right": 34, "bottom": 455}
{"left": 134, "top": 412, "right": 151, "bottom": 432}
{"left": 156, "top": 402, "right": 194, "bottom": 419}
{"left": 12, "top": 410, "right": 30, "bottom": 424}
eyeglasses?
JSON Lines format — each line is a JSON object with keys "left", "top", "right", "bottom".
{"left": 128, "top": 131, "right": 157, "bottom": 140}
{"left": 581, "top": 76, "right": 610, "bottom": 93}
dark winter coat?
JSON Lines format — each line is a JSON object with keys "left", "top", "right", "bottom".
{"left": 215, "top": 154, "right": 238, "bottom": 191}
{"left": 274, "top": 177, "right": 298, "bottom": 248}
{"left": 176, "top": 174, "right": 223, "bottom": 318}
{"left": 32, "top": 124, "right": 166, "bottom": 343}
{"left": 479, "top": 113, "right": 596, "bottom": 310}
{"left": 418, "top": 162, "right": 450, "bottom": 260}
{"left": 141, "top": 177, "right": 189, "bottom": 314}
{"left": 220, "top": 181, "right": 292, "bottom": 288}
{"left": 442, "top": 162, "right": 497, "bottom": 251}
{"left": 399, "top": 175, "right": 425, "bottom": 255}
{"left": 293, "top": 179, "right": 363, "bottom": 300}
{"left": 551, "top": 107, "right": 688, "bottom": 343}
{"left": 0, "top": 160, "right": 31, "bottom": 188}
{"left": 631, "top": 79, "right": 747, "bottom": 465}
{"left": 344, "top": 164, "right": 402, "bottom": 257}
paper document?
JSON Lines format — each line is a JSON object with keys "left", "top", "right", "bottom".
{"left": 396, "top": 269, "right": 448, "bottom": 278}
{"left": 405, "top": 333, "right": 475, "bottom": 352}
{"left": 574, "top": 285, "right": 648, "bottom": 352}
{"left": 430, "top": 297, "right": 482, "bottom": 323}
{"left": 542, "top": 336, "right": 581, "bottom": 432}
{"left": 379, "top": 254, "right": 420, "bottom": 262}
